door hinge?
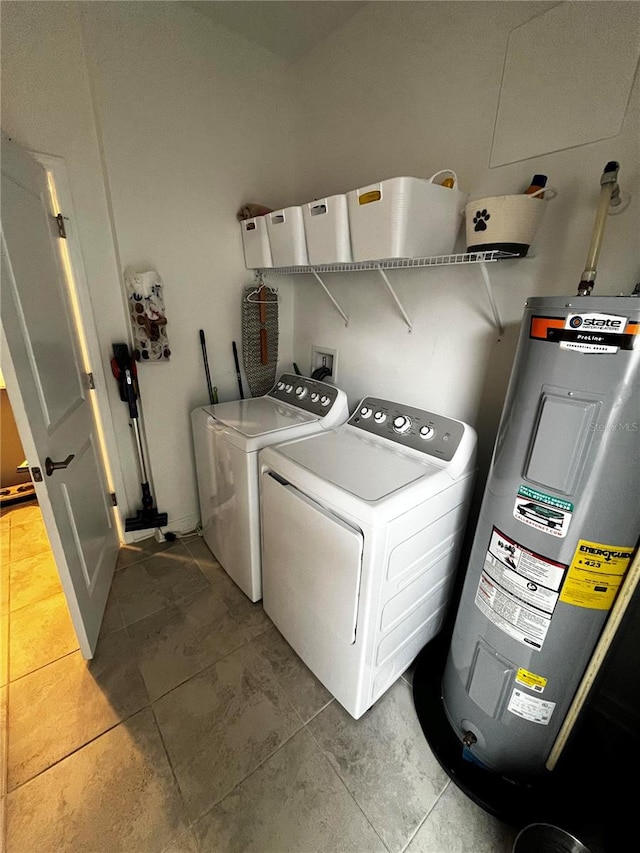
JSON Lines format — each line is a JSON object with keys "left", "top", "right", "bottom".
{"left": 87, "top": 372, "right": 95, "bottom": 390}
{"left": 55, "top": 213, "right": 67, "bottom": 239}
{"left": 110, "top": 492, "right": 118, "bottom": 507}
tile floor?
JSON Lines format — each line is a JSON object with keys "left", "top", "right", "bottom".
{"left": 1, "top": 500, "right": 518, "bottom": 853}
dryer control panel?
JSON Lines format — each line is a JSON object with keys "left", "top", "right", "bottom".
{"left": 268, "top": 374, "right": 340, "bottom": 417}
{"left": 349, "top": 397, "right": 465, "bottom": 462}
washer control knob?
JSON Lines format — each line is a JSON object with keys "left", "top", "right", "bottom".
{"left": 285, "top": 384, "right": 293, "bottom": 393}
{"left": 295, "top": 385, "right": 307, "bottom": 399}
{"left": 374, "top": 411, "right": 387, "bottom": 423}
{"left": 320, "top": 395, "right": 331, "bottom": 407}
{"left": 393, "top": 415, "right": 412, "bottom": 434}
{"left": 419, "top": 425, "right": 435, "bottom": 440}
{"left": 277, "top": 381, "right": 285, "bottom": 390}
{"left": 310, "top": 392, "right": 320, "bottom": 402}
{"left": 360, "top": 406, "right": 373, "bottom": 419}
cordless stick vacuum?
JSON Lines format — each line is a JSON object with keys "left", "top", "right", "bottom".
{"left": 111, "top": 343, "right": 168, "bottom": 532}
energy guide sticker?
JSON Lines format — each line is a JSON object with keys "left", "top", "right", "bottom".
{"left": 560, "top": 539, "right": 634, "bottom": 610}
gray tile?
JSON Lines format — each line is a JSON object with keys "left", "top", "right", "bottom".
{"left": 6, "top": 708, "right": 188, "bottom": 853}
{"left": 127, "top": 585, "right": 261, "bottom": 701}
{"left": 250, "top": 626, "right": 333, "bottom": 722}
{"left": 113, "top": 543, "right": 209, "bottom": 625}
{"left": 308, "top": 678, "right": 449, "bottom": 852}
{"left": 214, "top": 571, "right": 272, "bottom": 638}
{"left": 184, "top": 536, "right": 226, "bottom": 585}
{"left": 154, "top": 642, "right": 303, "bottom": 821}
{"left": 116, "top": 535, "right": 181, "bottom": 571}
{"left": 98, "top": 589, "right": 124, "bottom": 639}
{"left": 406, "top": 781, "right": 517, "bottom": 853}
{"left": 9, "top": 551, "right": 62, "bottom": 612}
{"left": 193, "top": 728, "right": 386, "bottom": 853}
{"left": 9, "top": 591, "right": 78, "bottom": 680}
{"left": 8, "top": 628, "right": 148, "bottom": 789}
{"left": 162, "top": 828, "right": 200, "bottom": 853}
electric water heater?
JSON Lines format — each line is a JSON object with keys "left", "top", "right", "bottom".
{"left": 442, "top": 294, "right": 640, "bottom": 778}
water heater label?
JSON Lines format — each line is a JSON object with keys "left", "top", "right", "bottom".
{"left": 508, "top": 688, "right": 556, "bottom": 725}
{"left": 515, "top": 668, "right": 548, "bottom": 693}
{"left": 474, "top": 528, "right": 567, "bottom": 649}
{"left": 560, "top": 539, "right": 635, "bottom": 609}
{"left": 514, "top": 485, "right": 573, "bottom": 537}
{"left": 529, "top": 313, "right": 639, "bottom": 353}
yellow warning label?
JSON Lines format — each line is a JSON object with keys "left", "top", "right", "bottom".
{"left": 559, "top": 539, "right": 635, "bottom": 610}
{"left": 516, "top": 668, "right": 547, "bottom": 693}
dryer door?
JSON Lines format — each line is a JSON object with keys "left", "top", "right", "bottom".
{"left": 261, "top": 472, "right": 363, "bottom": 646}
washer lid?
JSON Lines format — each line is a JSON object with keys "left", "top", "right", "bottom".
{"left": 207, "top": 397, "right": 317, "bottom": 437}
{"left": 276, "top": 428, "right": 440, "bottom": 501}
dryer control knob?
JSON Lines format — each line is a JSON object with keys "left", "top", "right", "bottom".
{"left": 285, "top": 384, "right": 293, "bottom": 393}
{"left": 374, "top": 411, "right": 387, "bottom": 423}
{"left": 310, "top": 392, "right": 320, "bottom": 402}
{"left": 393, "top": 415, "right": 412, "bottom": 434}
{"left": 320, "top": 395, "right": 331, "bottom": 407}
{"left": 360, "top": 406, "right": 373, "bottom": 418}
{"left": 419, "top": 425, "right": 435, "bottom": 440}
{"left": 295, "top": 386, "right": 308, "bottom": 399}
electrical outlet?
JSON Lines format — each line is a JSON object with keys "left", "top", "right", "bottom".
{"left": 310, "top": 346, "right": 338, "bottom": 383}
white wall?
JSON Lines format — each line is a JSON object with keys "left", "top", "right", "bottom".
{"left": 2, "top": 1, "right": 638, "bottom": 537}
{"left": 288, "top": 1, "right": 640, "bottom": 483}
{"left": 2, "top": 1, "right": 297, "bottom": 535}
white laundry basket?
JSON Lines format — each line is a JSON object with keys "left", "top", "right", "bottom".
{"left": 465, "top": 187, "right": 557, "bottom": 257}
{"left": 303, "top": 195, "right": 352, "bottom": 265}
{"left": 347, "top": 170, "right": 467, "bottom": 261}
{"left": 240, "top": 216, "right": 273, "bottom": 269}
{"left": 266, "top": 206, "right": 309, "bottom": 267}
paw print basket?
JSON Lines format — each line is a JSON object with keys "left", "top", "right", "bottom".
{"left": 465, "top": 186, "right": 557, "bottom": 257}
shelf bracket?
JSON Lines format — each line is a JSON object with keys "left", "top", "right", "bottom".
{"left": 376, "top": 265, "right": 413, "bottom": 332}
{"left": 479, "top": 261, "right": 504, "bottom": 338}
{"left": 311, "top": 269, "right": 349, "bottom": 327}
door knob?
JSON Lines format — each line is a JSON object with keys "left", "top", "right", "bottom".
{"left": 45, "top": 454, "right": 74, "bottom": 477}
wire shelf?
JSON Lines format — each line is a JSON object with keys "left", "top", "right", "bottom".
{"left": 255, "top": 250, "right": 518, "bottom": 276}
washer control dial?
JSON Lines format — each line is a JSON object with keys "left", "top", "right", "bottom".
{"left": 419, "top": 425, "right": 435, "bottom": 440}
{"left": 277, "top": 381, "right": 285, "bottom": 390}
{"left": 393, "top": 415, "right": 412, "bottom": 434}
{"left": 295, "top": 385, "right": 307, "bottom": 399}
{"left": 360, "top": 406, "right": 373, "bottom": 419}
{"left": 310, "top": 392, "right": 320, "bottom": 402}
{"left": 285, "top": 384, "right": 293, "bottom": 393}
{"left": 320, "top": 395, "right": 331, "bottom": 407}
{"left": 374, "top": 411, "right": 387, "bottom": 424}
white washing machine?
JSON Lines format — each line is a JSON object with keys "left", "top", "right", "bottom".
{"left": 259, "top": 396, "right": 477, "bottom": 718}
{"left": 192, "top": 374, "right": 349, "bottom": 602}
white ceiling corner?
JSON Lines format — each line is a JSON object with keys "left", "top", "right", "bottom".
{"left": 189, "top": 1, "right": 369, "bottom": 61}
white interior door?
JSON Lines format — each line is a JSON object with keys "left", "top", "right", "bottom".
{"left": 1, "top": 132, "right": 119, "bottom": 658}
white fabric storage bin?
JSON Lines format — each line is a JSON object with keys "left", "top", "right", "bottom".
{"left": 302, "top": 195, "right": 352, "bottom": 264}
{"left": 266, "top": 206, "right": 309, "bottom": 266}
{"left": 240, "top": 216, "right": 273, "bottom": 269}
{"left": 347, "top": 171, "right": 467, "bottom": 261}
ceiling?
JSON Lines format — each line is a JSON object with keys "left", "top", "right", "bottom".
{"left": 190, "top": 1, "right": 368, "bottom": 61}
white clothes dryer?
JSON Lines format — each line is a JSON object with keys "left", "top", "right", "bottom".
{"left": 191, "top": 374, "right": 349, "bottom": 602}
{"left": 259, "top": 396, "right": 477, "bottom": 718}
